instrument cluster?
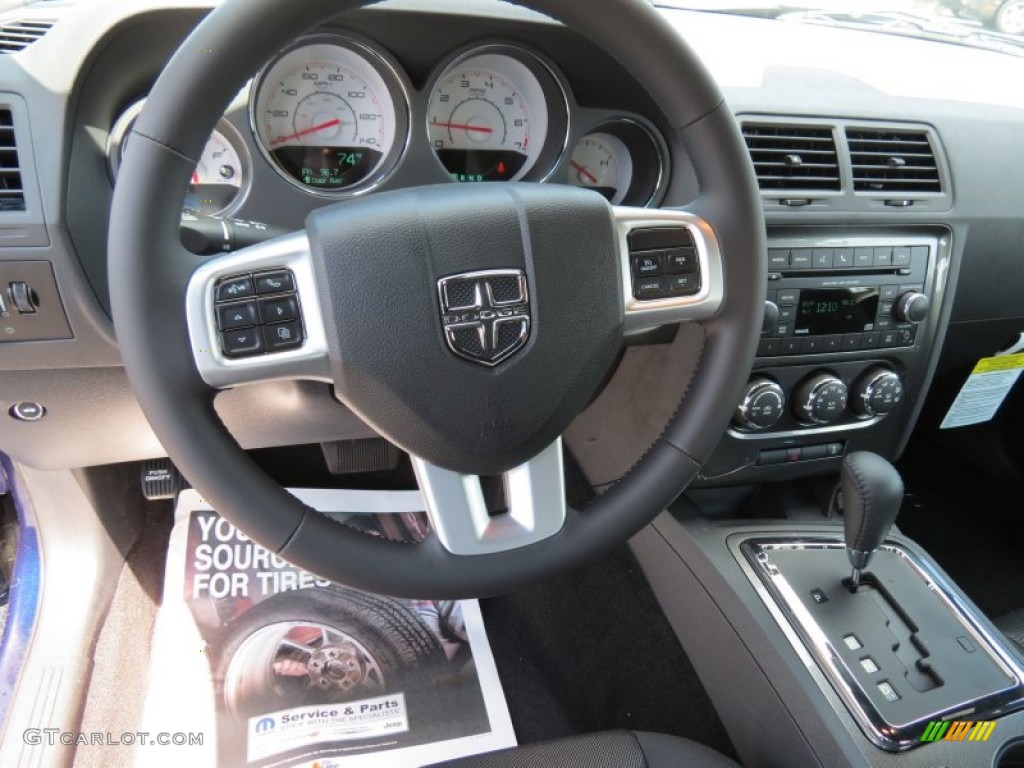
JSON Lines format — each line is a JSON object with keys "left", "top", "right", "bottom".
{"left": 108, "top": 34, "right": 670, "bottom": 214}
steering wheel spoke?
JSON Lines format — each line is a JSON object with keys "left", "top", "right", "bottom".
{"left": 411, "top": 438, "right": 567, "bottom": 556}
{"left": 184, "top": 231, "right": 331, "bottom": 388}
{"left": 614, "top": 207, "right": 725, "bottom": 334}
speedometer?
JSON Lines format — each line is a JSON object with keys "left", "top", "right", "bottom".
{"left": 252, "top": 37, "right": 408, "bottom": 195}
{"left": 427, "top": 51, "right": 554, "bottom": 183}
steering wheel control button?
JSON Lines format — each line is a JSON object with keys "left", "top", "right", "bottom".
{"left": 632, "top": 253, "right": 665, "bottom": 278}
{"left": 634, "top": 277, "right": 667, "bottom": 300}
{"left": 262, "top": 320, "right": 303, "bottom": 351}
{"left": 254, "top": 270, "right": 296, "bottom": 295}
{"left": 258, "top": 295, "right": 299, "bottom": 324}
{"left": 666, "top": 247, "right": 699, "bottom": 273}
{"left": 221, "top": 327, "right": 264, "bottom": 357}
{"left": 794, "top": 372, "right": 849, "bottom": 425}
{"left": 667, "top": 274, "right": 700, "bottom": 296}
{"left": 9, "top": 401, "right": 45, "bottom": 421}
{"left": 628, "top": 226, "right": 693, "bottom": 252}
{"left": 216, "top": 300, "right": 258, "bottom": 330}
{"left": 215, "top": 274, "right": 254, "bottom": 302}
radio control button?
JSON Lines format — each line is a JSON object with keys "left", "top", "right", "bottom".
{"left": 892, "top": 246, "right": 912, "bottom": 266}
{"left": 834, "top": 248, "right": 854, "bottom": 268}
{"left": 768, "top": 249, "right": 790, "bottom": 269}
{"left": 794, "top": 373, "right": 848, "bottom": 425}
{"left": 895, "top": 325, "right": 917, "bottom": 346}
{"left": 777, "top": 289, "right": 800, "bottom": 306}
{"left": 854, "top": 248, "right": 874, "bottom": 268}
{"left": 880, "top": 285, "right": 900, "bottom": 301}
{"left": 757, "top": 338, "right": 780, "bottom": 357}
{"left": 878, "top": 300, "right": 895, "bottom": 318}
{"left": 873, "top": 247, "right": 893, "bottom": 267}
{"left": 880, "top": 329, "right": 899, "bottom": 346}
{"left": 875, "top": 315, "right": 892, "bottom": 330}
{"left": 803, "top": 336, "right": 823, "bottom": 353}
{"left": 862, "top": 331, "right": 881, "bottom": 348}
{"left": 778, "top": 305, "right": 796, "bottom": 323}
{"left": 790, "top": 250, "right": 813, "bottom": 270}
{"left": 842, "top": 333, "right": 864, "bottom": 351}
{"left": 781, "top": 338, "right": 803, "bottom": 355}
{"left": 823, "top": 335, "right": 843, "bottom": 352}
{"left": 813, "top": 249, "right": 834, "bottom": 269}
{"left": 895, "top": 291, "right": 930, "bottom": 323}
{"left": 774, "top": 323, "right": 793, "bottom": 337}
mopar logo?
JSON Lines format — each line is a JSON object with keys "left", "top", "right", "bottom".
{"left": 255, "top": 717, "right": 276, "bottom": 733}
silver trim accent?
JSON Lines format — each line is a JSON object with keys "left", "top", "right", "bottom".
{"left": 740, "top": 536, "right": 1024, "bottom": 752}
{"left": 107, "top": 98, "right": 252, "bottom": 218}
{"left": 185, "top": 231, "right": 331, "bottom": 389}
{"left": 423, "top": 42, "right": 572, "bottom": 185}
{"left": 613, "top": 207, "right": 725, "bottom": 334}
{"left": 729, "top": 415, "right": 883, "bottom": 442}
{"left": 248, "top": 34, "right": 412, "bottom": 199}
{"left": 411, "top": 439, "right": 566, "bottom": 556}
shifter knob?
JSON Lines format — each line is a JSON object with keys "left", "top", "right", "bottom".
{"left": 840, "top": 452, "right": 904, "bottom": 587}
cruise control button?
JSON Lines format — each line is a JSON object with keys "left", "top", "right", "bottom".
{"left": 254, "top": 270, "right": 296, "bottom": 295}
{"left": 666, "top": 248, "right": 699, "bottom": 273}
{"left": 215, "top": 275, "right": 254, "bottom": 302}
{"left": 259, "top": 295, "right": 300, "bottom": 324}
{"left": 217, "top": 300, "right": 258, "bottom": 331}
{"left": 263, "top": 320, "right": 303, "bottom": 350}
{"left": 667, "top": 274, "right": 700, "bottom": 296}
{"left": 222, "top": 328, "right": 264, "bottom": 357}
{"left": 634, "top": 277, "right": 667, "bottom": 300}
{"left": 632, "top": 253, "right": 665, "bottom": 278}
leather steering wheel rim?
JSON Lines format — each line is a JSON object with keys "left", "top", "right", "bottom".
{"left": 108, "top": 0, "right": 765, "bottom": 599}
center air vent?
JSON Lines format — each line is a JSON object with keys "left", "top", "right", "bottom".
{"left": 742, "top": 124, "right": 841, "bottom": 192}
{"left": 0, "top": 19, "right": 55, "bottom": 53}
{"left": 0, "top": 109, "right": 25, "bottom": 212}
{"left": 846, "top": 128, "right": 941, "bottom": 194}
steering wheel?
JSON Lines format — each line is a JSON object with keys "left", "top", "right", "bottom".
{"left": 108, "top": 0, "right": 765, "bottom": 599}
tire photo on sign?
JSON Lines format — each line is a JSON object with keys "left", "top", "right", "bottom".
{"left": 182, "top": 510, "right": 492, "bottom": 767}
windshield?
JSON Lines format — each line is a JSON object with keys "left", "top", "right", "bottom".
{"left": 656, "top": 0, "right": 1024, "bottom": 55}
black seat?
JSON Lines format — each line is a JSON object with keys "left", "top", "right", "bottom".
{"left": 426, "top": 731, "right": 740, "bottom": 767}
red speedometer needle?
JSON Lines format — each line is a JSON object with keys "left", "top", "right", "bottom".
{"left": 571, "top": 160, "right": 599, "bottom": 185}
{"left": 269, "top": 118, "right": 342, "bottom": 147}
{"left": 431, "top": 120, "right": 493, "bottom": 134}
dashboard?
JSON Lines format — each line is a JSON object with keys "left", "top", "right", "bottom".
{"left": 1, "top": 0, "right": 1023, "bottom": 479}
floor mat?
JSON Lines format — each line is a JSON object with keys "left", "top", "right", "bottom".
{"left": 898, "top": 445, "right": 1024, "bottom": 621}
{"left": 480, "top": 546, "right": 737, "bottom": 760}
{"left": 135, "top": 490, "right": 515, "bottom": 768}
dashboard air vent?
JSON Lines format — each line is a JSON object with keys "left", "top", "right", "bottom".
{"left": 0, "top": 109, "right": 25, "bottom": 211}
{"left": 846, "top": 128, "right": 941, "bottom": 194}
{"left": 741, "top": 123, "right": 841, "bottom": 192}
{"left": 0, "top": 19, "right": 55, "bottom": 53}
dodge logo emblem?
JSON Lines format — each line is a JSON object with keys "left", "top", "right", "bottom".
{"left": 437, "top": 269, "right": 530, "bottom": 366}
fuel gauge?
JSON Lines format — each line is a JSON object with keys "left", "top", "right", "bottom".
{"left": 569, "top": 132, "right": 633, "bottom": 204}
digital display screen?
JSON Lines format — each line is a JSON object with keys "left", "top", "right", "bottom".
{"left": 794, "top": 288, "right": 879, "bottom": 335}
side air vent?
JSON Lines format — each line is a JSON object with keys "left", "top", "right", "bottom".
{"left": 742, "top": 123, "right": 841, "bottom": 192}
{"left": 0, "top": 19, "right": 55, "bottom": 53}
{"left": 846, "top": 128, "right": 941, "bottom": 194}
{"left": 0, "top": 108, "right": 25, "bottom": 212}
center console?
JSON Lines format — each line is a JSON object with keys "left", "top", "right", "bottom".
{"left": 697, "top": 228, "right": 951, "bottom": 485}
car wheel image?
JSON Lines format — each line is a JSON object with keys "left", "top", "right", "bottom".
{"left": 996, "top": 0, "right": 1024, "bottom": 34}
{"left": 214, "top": 586, "right": 446, "bottom": 719}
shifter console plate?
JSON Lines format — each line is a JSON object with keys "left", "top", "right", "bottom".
{"left": 741, "top": 537, "right": 1024, "bottom": 752}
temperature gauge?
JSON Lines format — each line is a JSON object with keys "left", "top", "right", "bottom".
{"left": 569, "top": 132, "right": 633, "bottom": 204}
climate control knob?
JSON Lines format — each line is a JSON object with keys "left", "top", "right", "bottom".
{"left": 851, "top": 367, "right": 904, "bottom": 417}
{"left": 793, "top": 373, "right": 848, "bottom": 425}
{"left": 895, "top": 291, "right": 929, "bottom": 323}
{"left": 733, "top": 377, "right": 786, "bottom": 431}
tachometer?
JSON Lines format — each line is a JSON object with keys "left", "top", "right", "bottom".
{"left": 427, "top": 51, "right": 552, "bottom": 183}
{"left": 251, "top": 37, "right": 407, "bottom": 195}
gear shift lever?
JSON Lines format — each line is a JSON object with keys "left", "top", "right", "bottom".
{"left": 840, "top": 452, "right": 904, "bottom": 589}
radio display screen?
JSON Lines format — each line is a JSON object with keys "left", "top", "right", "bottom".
{"left": 794, "top": 288, "right": 879, "bottom": 335}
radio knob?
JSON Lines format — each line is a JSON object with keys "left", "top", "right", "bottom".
{"left": 762, "top": 300, "right": 780, "bottom": 333}
{"left": 852, "top": 367, "right": 904, "bottom": 418}
{"left": 733, "top": 377, "right": 786, "bottom": 430}
{"left": 793, "top": 373, "right": 848, "bottom": 425}
{"left": 895, "top": 291, "right": 929, "bottom": 323}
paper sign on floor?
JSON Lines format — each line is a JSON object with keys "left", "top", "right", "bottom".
{"left": 136, "top": 489, "right": 516, "bottom": 768}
